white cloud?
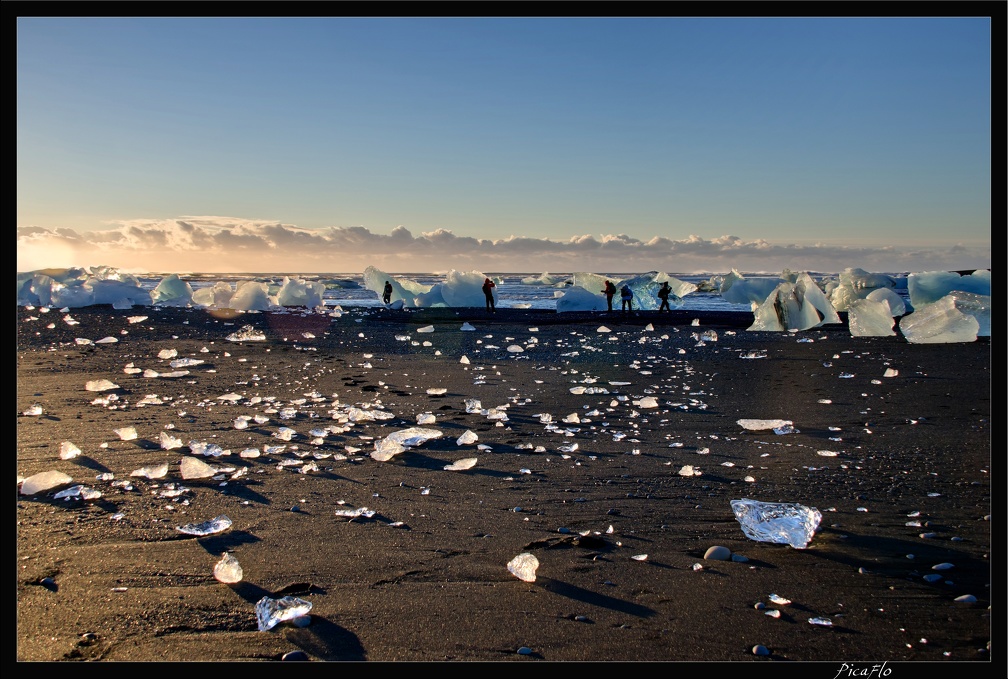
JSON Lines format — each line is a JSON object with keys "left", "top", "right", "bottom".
{"left": 16, "top": 218, "right": 991, "bottom": 275}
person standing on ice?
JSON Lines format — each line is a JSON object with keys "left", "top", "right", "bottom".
{"left": 657, "top": 281, "right": 672, "bottom": 312}
{"left": 602, "top": 280, "right": 617, "bottom": 312}
{"left": 620, "top": 284, "right": 634, "bottom": 313}
{"left": 482, "top": 277, "right": 496, "bottom": 313}
{"left": 382, "top": 281, "right": 393, "bottom": 305}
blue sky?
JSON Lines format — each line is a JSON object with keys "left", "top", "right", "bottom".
{"left": 17, "top": 16, "right": 992, "bottom": 274}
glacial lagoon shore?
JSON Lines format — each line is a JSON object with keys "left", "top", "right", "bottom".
{"left": 16, "top": 304, "right": 993, "bottom": 666}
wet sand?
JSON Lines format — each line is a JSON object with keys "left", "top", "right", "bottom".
{"left": 15, "top": 304, "right": 994, "bottom": 667}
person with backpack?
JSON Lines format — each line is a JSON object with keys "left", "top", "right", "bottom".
{"left": 657, "top": 281, "right": 672, "bottom": 312}
{"left": 620, "top": 284, "right": 634, "bottom": 313}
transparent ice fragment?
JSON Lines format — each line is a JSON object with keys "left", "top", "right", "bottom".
{"left": 176, "top": 515, "right": 233, "bottom": 536}
{"left": 213, "top": 552, "right": 243, "bottom": 583}
{"left": 130, "top": 462, "right": 169, "bottom": 479}
{"left": 731, "top": 498, "right": 822, "bottom": 549}
{"left": 59, "top": 441, "right": 82, "bottom": 460}
{"left": 255, "top": 595, "right": 313, "bottom": 632}
{"left": 114, "top": 426, "right": 138, "bottom": 441}
{"left": 86, "top": 379, "right": 120, "bottom": 392}
{"left": 23, "top": 404, "right": 43, "bottom": 416}
{"left": 737, "top": 419, "right": 793, "bottom": 431}
{"left": 444, "top": 457, "right": 478, "bottom": 471}
{"left": 507, "top": 552, "right": 540, "bottom": 582}
{"left": 20, "top": 470, "right": 74, "bottom": 495}
{"left": 457, "top": 430, "right": 478, "bottom": 446}
{"left": 226, "top": 325, "right": 267, "bottom": 342}
{"left": 180, "top": 456, "right": 218, "bottom": 479}
{"left": 53, "top": 484, "right": 102, "bottom": 500}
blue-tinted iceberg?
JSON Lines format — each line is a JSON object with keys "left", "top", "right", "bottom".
{"left": 521, "top": 272, "right": 569, "bottom": 286}
{"left": 746, "top": 272, "right": 840, "bottom": 331}
{"left": 17, "top": 267, "right": 152, "bottom": 308}
{"left": 556, "top": 285, "right": 608, "bottom": 312}
{"left": 907, "top": 270, "right": 991, "bottom": 308}
{"left": 899, "top": 294, "right": 980, "bottom": 344}
{"left": 362, "top": 266, "right": 496, "bottom": 308}
{"left": 718, "top": 270, "right": 785, "bottom": 306}
{"left": 847, "top": 298, "right": 897, "bottom": 337}
{"left": 151, "top": 274, "right": 194, "bottom": 306}
{"left": 569, "top": 271, "right": 697, "bottom": 311}
{"left": 826, "top": 268, "right": 898, "bottom": 312}
{"left": 865, "top": 287, "right": 909, "bottom": 317}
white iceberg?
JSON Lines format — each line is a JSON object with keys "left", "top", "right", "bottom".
{"left": 899, "top": 294, "right": 980, "bottom": 344}
{"left": 847, "top": 298, "right": 896, "bottom": 337}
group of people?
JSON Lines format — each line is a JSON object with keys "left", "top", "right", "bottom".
{"left": 383, "top": 276, "right": 672, "bottom": 314}
{"left": 602, "top": 279, "right": 672, "bottom": 313}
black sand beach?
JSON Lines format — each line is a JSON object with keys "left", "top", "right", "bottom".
{"left": 15, "top": 304, "right": 994, "bottom": 667}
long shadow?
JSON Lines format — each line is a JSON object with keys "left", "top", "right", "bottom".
{"left": 537, "top": 576, "right": 657, "bottom": 618}
{"left": 283, "top": 617, "right": 368, "bottom": 661}
{"left": 71, "top": 455, "right": 113, "bottom": 474}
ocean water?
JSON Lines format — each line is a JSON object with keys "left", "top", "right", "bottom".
{"left": 134, "top": 271, "right": 909, "bottom": 313}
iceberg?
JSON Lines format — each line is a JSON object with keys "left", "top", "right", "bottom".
{"left": 17, "top": 267, "right": 152, "bottom": 308}
{"left": 847, "top": 298, "right": 896, "bottom": 337}
{"left": 946, "top": 290, "right": 990, "bottom": 337}
{"left": 556, "top": 286, "right": 608, "bottom": 312}
{"left": 150, "top": 274, "right": 194, "bottom": 306}
{"left": 826, "top": 268, "right": 897, "bottom": 312}
{"left": 748, "top": 281, "right": 829, "bottom": 332}
{"left": 229, "top": 281, "right": 275, "bottom": 310}
{"left": 362, "top": 266, "right": 494, "bottom": 308}
{"left": 865, "top": 287, "right": 909, "bottom": 317}
{"left": 275, "top": 276, "right": 325, "bottom": 308}
{"left": 570, "top": 271, "right": 697, "bottom": 311}
{"left": 908, "top": 270, "right": 991, "bottom": 308}
{"left": 899, "top": 294, "right": 980, "bottom": 344}
{"left": 718, "top": 270, "right": 784, "bottom": 306}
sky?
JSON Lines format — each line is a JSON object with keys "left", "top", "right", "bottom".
{"left": 16, "top": 15, "right": 993, "bottom": 275}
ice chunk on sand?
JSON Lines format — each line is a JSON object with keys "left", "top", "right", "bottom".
{"left": 20, "top": 470, "right": 73, "bottom": 495}
{"left": 213, "top": 552, "right": 243, "bottom": 584}
{"left": 507, "top": 552, "right": 540, "bottom": 582}
{"left": 865, "top": 287, "right": 908, "bottom": 317}
{"left": 847, "top": 298, "right": 896, "bottom": 337}
{"left": 226, "top": 325, "right": 267, "bottom": 342}
{"left": 457, "top": 430, "right": 479, "bottom": 445}
{"left": 737, "top": 419, "right": 793, "bottom": 431}
{"left": 719, "top": 270, "right": 784, "bottom": 305}
{"left": 176, "top": 515, "right": 233, "bottom": 536}
{"left": 444, "top": 457, "right": 478, "bottom": 471}
{"left": 59, "top": 441, "right": 82, "bottom": 460}
{"left": 255, "top": 595, "right": 312, "bottom": 632}
{"left": 899, "top": 295, "right": 980, "bottom": 344}
{"left": 86, "top": 379, "right": 120, "bottom": 392}
{"left": 731, "top": 498, "right": 822, "bottom": 549}
{"left": 114, "top": 426, "right": 138, "bottom": 441}
{"left": 371, "top": 427, "right": 443, "bottom": 461}
{"left": 150, "top": 274, "right": 194, "bottom": 306}
{"left": 180, "top": 456, "right": 218, "bottom": 480}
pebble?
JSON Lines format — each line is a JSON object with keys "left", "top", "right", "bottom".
{"left": 282, "top": 650, "right": 309, "bottom": 661}
{"left": 517, "top": 646, "right": 533, "bottom": 655}
{"left": 954, "top": 594, "right": 977, "bottom": 603}
{"left": 752, "top": 644, "right": 771, "bottom": 656}
{"left": 704, "top": 546, "right": 731, "bottom": 561}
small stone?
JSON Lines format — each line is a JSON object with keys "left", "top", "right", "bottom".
{"left": 954, "top": 594, "right": 977, "bottom": 603}
{"left": 282, "top": 650, "right": 309, "bottom": 661}
{"left": 752, "top": 644, "right": 771, "bottom": 656}
{"left": 517, "top": 646, "right": 533, "bottom": 655}
{"left": 704, "top": 545, "right": 731, "bottom": 561}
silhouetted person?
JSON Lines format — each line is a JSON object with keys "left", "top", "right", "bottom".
{"left": 482, "top": 277, "right": 496, "bottom": 313}
{"left": 620, "top": 284, "right": 633, "bottom": 313}
{"left": 382, "top": 281, "right": 393, "bottom": 305}
{"left": 602, "top": 280, "right": 616, "bottom": 312}
{"left": 657, "top": 281, "right": 671, "bottom": 312}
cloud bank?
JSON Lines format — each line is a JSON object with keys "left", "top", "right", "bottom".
{"left": 16, "top": 217, "right": 991, "bottom": 275}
